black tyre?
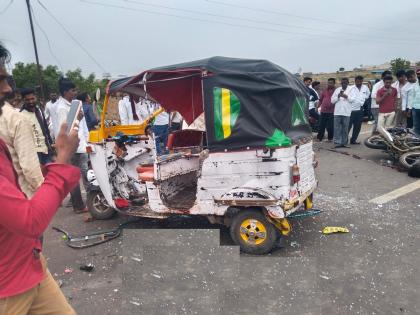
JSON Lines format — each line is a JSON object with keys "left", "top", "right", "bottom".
{"left": 364, "top": 135, "right": 387, "bottom": 150}
{"left": 87, "top": 191, "right": 116, "bottom": 220}
{"left": 399, "top": 151, "right": 420, "bottom": 169}
{"left": 230, "top": 209, "right": 278, "bottom": 255}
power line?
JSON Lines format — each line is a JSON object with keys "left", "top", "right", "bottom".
{"left": 205, "top": 0, "right": 419, "bottom": 35}
{"left": 30, "top": 4, "right": 64, "bottom": 71}
{"left": 115, "top": 0, "right": 416, "bottom": 43}
{"left": 36, "top": 0, "right": 107, "bottom": 73}
{"left": 81, "top": 0, "right": 415, "bottom": 45}
{"left": 0, "top": 0, "right": 13, "bottom": 15}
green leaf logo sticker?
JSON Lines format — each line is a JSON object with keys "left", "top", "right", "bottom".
{"left": 265, "top": 129, "right": 291, "bottom": 147}
{"left": 213, "top": 87, "right": 240, "bottom": 140}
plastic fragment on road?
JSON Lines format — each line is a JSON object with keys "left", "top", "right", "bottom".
{"left": 64, "top": 268, "right": 73, "bottom": 274}
{"left": 322, "top": 226, "right": 349, "bottom": 234}
{"left": 83, "top": 213, "right": 94, "bottom": 222}
{"left": 290, "top": 241, "right": 299, "bottom": 248}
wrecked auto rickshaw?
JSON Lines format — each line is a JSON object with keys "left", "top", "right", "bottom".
{"left": 87, "top": 57, "right": 317, "bottom": 254}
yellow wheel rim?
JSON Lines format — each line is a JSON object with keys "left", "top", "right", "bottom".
{"left": 239, "top": 219, "right": 267, "bottom": 245}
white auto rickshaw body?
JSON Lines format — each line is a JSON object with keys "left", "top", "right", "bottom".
{"left": 87, "top": 57, "right": 318, "bottom": 254}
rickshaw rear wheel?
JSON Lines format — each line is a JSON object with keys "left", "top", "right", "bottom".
{"left": 230, "top": 208, "right": 277, "bottom": 255}
{"left": 87, "top": 191, "right": 116, "bottom": 220}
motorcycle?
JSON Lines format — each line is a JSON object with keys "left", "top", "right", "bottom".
{"left": 364, "top": 127, "right": 420, "bottom": 169}
{"left": 86, "top": 135, "right": 150, "bottom": 219}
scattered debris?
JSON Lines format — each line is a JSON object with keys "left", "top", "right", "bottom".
{"left": 288, "top": 209, "right": 322, "bottom": 219}
{"left": 83, "top": 213, "right": 94, "bottom": 222}
{"left": 79, "top": 263, "right": 95, "bottom": 272}
{"left": 151, "top": 273, "right": 162, "bottom": 279}
{"left": 130, "top": 257, "right": 142, "bottom": 262}
{"left": 319, "top": 275, "right": 330, "bottom": 280}
{"left": 322, "top": 226, "right": 350, "bottom": 234}
{"left": 130, "top": 301, "right": 141, "bottom": 306}
{"left": 56, "top": 279, "right": 63, "bottom": 287}
{"left": 290, "top": 241, "right": 299, "bottom": 248}
{"left": 64, "top": 268, "right": 73, "bottom": 274}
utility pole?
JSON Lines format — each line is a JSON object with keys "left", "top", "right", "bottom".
{"left": 25, "top": 0, "right": 46, "bottom": 104}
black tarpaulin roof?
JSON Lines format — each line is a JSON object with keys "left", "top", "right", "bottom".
{"left": 107, "top": 57, "right": 311, "bottom": 151}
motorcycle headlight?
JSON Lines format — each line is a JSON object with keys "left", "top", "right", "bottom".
{"left": 87, "top": 169, "right": 96, "bottom": 182}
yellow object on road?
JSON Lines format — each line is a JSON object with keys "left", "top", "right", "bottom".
{"left": 322, "top": 226, "right": 349, "bottom": 234}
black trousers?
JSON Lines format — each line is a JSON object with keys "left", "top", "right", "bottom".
{"left": 348, "top": 110, "right": 363, "bottom": 143}
{"left": 407, "top": 113, "right": 413, "bottom": 128}
{"left": 317, "top": 112, "right": 334, "bottom": 140}
{"left": 309, "top": 108, "right": 320, "bottom": 120}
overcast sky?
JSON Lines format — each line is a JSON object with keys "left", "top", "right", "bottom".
{"left": 1, "top": 0, "right": 420, "bottom": 78}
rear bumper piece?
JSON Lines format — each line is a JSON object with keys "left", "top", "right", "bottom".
{"left": 282, "top": 186, "right": 316, "bottom": 215}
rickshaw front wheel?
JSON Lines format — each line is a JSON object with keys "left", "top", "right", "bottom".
{"left": 230, "top": 209, "right": 277, "bottom": 255}
{"left": 87, "top": 191, "right": 116, "bottom": 220}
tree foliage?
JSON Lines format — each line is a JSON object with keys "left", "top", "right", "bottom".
{"left": 390, "top": 58, "right": 411, "bottom": 74}
{"left": 12, "top": 62, "right": 108, "bottom": 101}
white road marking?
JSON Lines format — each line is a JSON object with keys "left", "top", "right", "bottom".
{"left": 369, "top": 180, "right": 420, "bottom": 204}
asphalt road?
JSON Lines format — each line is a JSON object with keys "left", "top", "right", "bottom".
{"left": 43, "top": 125, "right": 420, "bottom": 315}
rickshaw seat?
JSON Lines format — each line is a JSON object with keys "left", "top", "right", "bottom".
{"left": 136, "top": 165, "right": 154, "bottom": 174}
{"left": 139, "top": 170, "right": 154, "bottom": 182}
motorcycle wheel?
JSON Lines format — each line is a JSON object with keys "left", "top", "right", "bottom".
{"left": 399, "top": 151, "right": 420, "bottom": 169}
{"left": 364, "top": 135, "right": 387, "bottom": 149}
{"left": 87, "top": 191, "right": 116, "bottom": 220}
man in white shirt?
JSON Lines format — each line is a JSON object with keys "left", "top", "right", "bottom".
{"left": 56, "top": 77, "right": 89, "bottom": 213}
{"left": 331, "top": 77, "right": 352, "bottom": 148}
{"left": 348, "top": 76, "right": 370, "bottom": 144}
{"left": 392, "top": 70, "right": 410, "bottom": 127}
{"left": 44, "top": 92, "right": 59, "bottom": 139}
{"left": 118, "top": 94, "right": 149, "bottom": 125}
{"left": 170, "top": 111, "right": 183, "bottom": 131}
{"left": 370, "top": 70, "right": 392, "bottom": 133}
{"left": 405, "top": 70, "right": 418, "bottom": 128}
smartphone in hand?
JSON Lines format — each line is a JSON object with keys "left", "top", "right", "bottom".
{"left": 66, "top": 100, "right": 82, "bottom": 134}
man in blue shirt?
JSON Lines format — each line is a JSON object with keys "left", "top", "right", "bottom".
{"left": 77, "top": 92, "right": 99, "bottom": 131}
{"left": 407, "top": 73, "right": 420, "bottom": 136}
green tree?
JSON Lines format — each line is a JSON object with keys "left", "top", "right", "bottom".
{"left": 390, "top": 58, "right": 411, "bottom": 74}
{"left": 12, "top": 62, "right": 61, "bottom": 97}
{"left": 65, "top": 68, "right": 97, "bottom": 96}
{"left": 12, "top": 63, "right": 108, "bottom": 103}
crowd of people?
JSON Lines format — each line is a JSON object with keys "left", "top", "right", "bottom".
{"left": 3, "top": 77, "right": 98, "bottom": 214}
{"left": 0, "top": 40, "right": 188, "bottom": 313}
{"left": 304, "top": 69, "right": 420, "bottom": 148}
